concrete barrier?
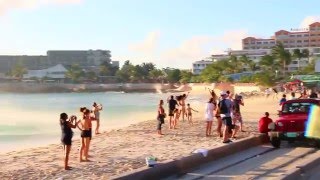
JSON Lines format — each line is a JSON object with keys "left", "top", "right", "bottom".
{"left": 111, "top": 134, "right": 269, "bottom": 180}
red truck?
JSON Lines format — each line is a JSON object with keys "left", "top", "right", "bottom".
{"left": 268, "top": 98, "right": 320, "bottom": 148}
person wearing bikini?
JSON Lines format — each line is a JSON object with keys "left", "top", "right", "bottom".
{"left": 78, "top": 108, "right": 92, "bottom": 162}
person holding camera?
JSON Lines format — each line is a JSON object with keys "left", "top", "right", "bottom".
{"left": 233, "top": 94, "right": 245, "bottom": 132}
{"left": 92, "top": 102, "right": 103, "bottom": 135}
{"left": 157, "top": 99, "right": 166, "bottom": 135}
{"left": 59, "top": 113, "right": 78, "bottom": 170}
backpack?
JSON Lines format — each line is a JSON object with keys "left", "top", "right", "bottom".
{"left": 218, "top": 99, "right": 229, "bottom": 114}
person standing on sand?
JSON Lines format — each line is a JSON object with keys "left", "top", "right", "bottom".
{"left": 92, "top": 102, "right": 103, "bottom": 135}
{"left": 219, "top": 91, "right": 233, "bottom": 143}
{"left": 205, "top": 98, "right": 215, "bottom": 136}
{"left": 78, "top": 108, "right": 92, "bottom": 162}
{"left": 208, "top": 89, "right": 222, "bottom": 137}
{"left": 179, "top": 92, "right": 190, "bottom": 121}
{"left": 233, "top": 94, "right": 245, "bottom": 132}
{"left": 167, "top": 95, "right": 178, "bottom": 129}
{"left": 272, "top": 88, "right": 278, "bottom": 99}
{"left": 60, "top": 113, "right": 78, "bottom": 170}
{"left": 157, "top": 100, "right": 166, "bottom": 135}
{"left": 186, "top": 103, "right": 198, "bottom": 124}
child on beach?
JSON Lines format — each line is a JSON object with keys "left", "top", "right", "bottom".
{"left": 78, "top": 108, "right": 92, "bottom": 162}
{"left": 59, "top": 113, "right": 78, "bottom": 170}
{"left": 186, "top": 103, "right": 198, "bottom": 124}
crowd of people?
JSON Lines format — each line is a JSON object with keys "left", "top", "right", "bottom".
{"left": 59, "top": 102, "right": 102, "bottom": 170}
{"left": 157, "top": 89, "right": 246, "bottom": 144}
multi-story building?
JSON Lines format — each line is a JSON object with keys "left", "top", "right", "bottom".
{"left": 0, "top": 50, "right": 119, "bottom": 74}
{"left": 192, "top": 60, "right": 213, "bottom": 75}
{"left": 192, "top": 22, "right": 320, "bottom": 75}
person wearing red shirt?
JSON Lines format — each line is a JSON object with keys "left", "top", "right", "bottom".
{"left": 259, "top": 112, "right": 273, "bottom": 133}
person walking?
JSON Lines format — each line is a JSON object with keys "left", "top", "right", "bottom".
{"left": 157, "top": 100, "right": 166, "bottom": 135}
{"left": 60, "top": 113, "right": 78, "bottom": 170}
{"left": 167, "top": 95, "right": 178, "bottom": 129}
{"left": 218, "top": 91, "right": 234, "bottom": 143}
{"left": 205, "top": 98, "right": 215, "bottom": 136}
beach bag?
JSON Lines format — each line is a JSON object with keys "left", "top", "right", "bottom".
{"left": 218, "top": 99, "right": 228, "bottom": 114}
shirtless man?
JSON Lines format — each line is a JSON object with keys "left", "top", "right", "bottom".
{"left": 179, "top": 92, "right": 190, "bottom": 121}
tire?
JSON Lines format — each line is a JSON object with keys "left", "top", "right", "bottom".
{"left": 270, "top": 137, "right": 281, "bottom": 148}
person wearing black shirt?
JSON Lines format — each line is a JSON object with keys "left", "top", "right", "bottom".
{"left": 60, "top": 113, "right": 78, "bottom": 170}
{"left": 167, "top": 95, "right": 178, "bottom": 129}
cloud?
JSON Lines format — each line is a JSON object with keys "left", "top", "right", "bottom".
{"left": 117, "top": 29, "right": 248, "bottom": 69}
{"left": 0, "top": 0, "right": 83, "bottom": 15}
{"left": 128, "top": 31, "right": 160, "bottom": 54}
{"left": 300, "top": 15, "right": 320, "bottom": 28}
{"left": 161, "top": 30, "right": 248, "bottom": 68}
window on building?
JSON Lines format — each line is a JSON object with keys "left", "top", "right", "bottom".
{"left": 311, "top": 39, "right": 316, "bottom": 42}
{"left": 257, "top": 42, "right": 262, "bottom": 44}
{"left": 297, "top": 35, "right": 302, "bottom": 37}
{"left": 304, "top": 40, "right": 309, "bottom": 42}
{"left": 284, "top": 41, "right": 288, "bottom": 43}
{"left": 304, "top": 34, "right": 309, "bottom": 37}
{"left": 297, "top": 40, "right": 302, "bottom": 43}
{"left": 263, "top": 42, "right": 268, "bottom": 44}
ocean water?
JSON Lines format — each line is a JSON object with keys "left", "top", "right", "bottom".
{"left": 0, "top": 92, "right": 204, "bottom": 153}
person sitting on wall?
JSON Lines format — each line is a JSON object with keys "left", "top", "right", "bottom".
{"left": 258, "top": 112, "right": 273, "bottom": 134}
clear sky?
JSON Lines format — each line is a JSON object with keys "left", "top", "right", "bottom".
{"left": 1, "top": 0, "right": 320, "bottom": 69}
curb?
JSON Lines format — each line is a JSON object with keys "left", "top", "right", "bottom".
{"left": 111, "top": 134, "right": 269, "bottom": 180}
{"left": 280, "top": 150, "right": 320, "bottom": 180}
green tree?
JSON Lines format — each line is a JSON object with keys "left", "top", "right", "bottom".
{"left": 180, "top": 70, "right": 193, "bottom": 83}
{"left": 11, "top": 62, "right": 27, "bottom": 80}
{"left": 259, "top": 55, "right": 279, "bottom": 72}
{"left": 272, "top": 42, "right": 291, "bottom": 76}
{"left": 115, "top": 60, "right": 135, "bottom": 82}
{"left": 164, "top": 68, "right": 181, "bottom": 83}
{"left": 65, "top": 64, "right": 85, "bottom": 83}
{"left": 85, "top": 71, "right": 98, "bottom": 82}
{"left": 100, "top": 60, "right": 118, "bottom": 76}
{"left": 149, "top": 69, "right": 164, "bottom": 82}
{"left": 293, "top": 49, "right": 303, "bottom": 71}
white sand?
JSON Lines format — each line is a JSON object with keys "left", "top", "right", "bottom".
{"left": 0, "top": 92, "right": 280, "bottom": 179}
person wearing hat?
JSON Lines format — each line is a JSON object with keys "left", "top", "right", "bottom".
{"left": 218, "top": 91, "right": 234, "bottom": 143}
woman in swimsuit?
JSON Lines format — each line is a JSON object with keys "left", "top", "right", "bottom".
{"left": 92, "top": 102, "right": 103, "bottom": 135}
{"left": 208, "top": 89, "right": 222, "bottom": 137}
{"left": 60, "top": 113, "right": 78, "bottom": 170}
{"left": 157, "top": 100, "right": 166, "bottom": 135}
{"left": 78, "top": 108, "right": 92, "bottom": 162}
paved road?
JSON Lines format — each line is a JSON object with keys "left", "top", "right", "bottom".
{"left": 165, "top": 144, "right": 318, "bottom": 180}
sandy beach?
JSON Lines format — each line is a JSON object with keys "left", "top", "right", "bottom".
{"left": 0, "top": 92, "right": 280, "bottom": 179}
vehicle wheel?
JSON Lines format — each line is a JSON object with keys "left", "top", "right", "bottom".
{"left": 270, "top": 137, "right": 281, "bottom": 148}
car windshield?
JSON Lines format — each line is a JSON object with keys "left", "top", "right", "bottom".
{"left": 282, "top": 102, "right": 314, "bottom": 114}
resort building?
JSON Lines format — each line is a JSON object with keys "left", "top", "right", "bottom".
{"left": 0, "top": 50, "right": 119, "bottom": 74}
{"left": 23, "top": 64, "right": 67, "bottom": 80}
{"left": 192, "top": 60, "right": 214, "bottom": 75}
{"left": 193, "top": 22, "right": 320, "bottom": 74}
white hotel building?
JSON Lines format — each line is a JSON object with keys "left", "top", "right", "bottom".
{"left": 192, "top": 22, "right": 320, "bottom": 74}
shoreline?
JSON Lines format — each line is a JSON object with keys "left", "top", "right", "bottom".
{"left": 0, "top": 95, "right": 280, "bottom": 179}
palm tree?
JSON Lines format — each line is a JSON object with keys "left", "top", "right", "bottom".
{"left": 272, "top": 42, "right": 291, "bottom": 77}
{"left": 239, "top": 55, "right": 252, "bottom": 71}
{"left": 11, "top": 63, "right": 27, "bottom": 81}
{"left": 293, "top": 49, "right": 303, "bottom": 71}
